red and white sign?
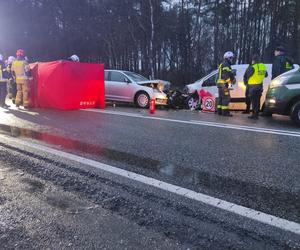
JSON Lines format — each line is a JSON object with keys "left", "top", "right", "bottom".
{"left": 202, "top": 96, "right": 216, "bottom": 113}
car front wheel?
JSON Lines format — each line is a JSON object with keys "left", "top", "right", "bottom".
{"left": 135, "top": 92, "right": 150, "bottom": 108}
{"left": 260, "top": 103, "right": 272, "bottom": 116}
{"left": 290, "top": 100, "right": 300, "bottom": 127}
{"left": 187, "top": 96, "right": 200, "bottom": 110}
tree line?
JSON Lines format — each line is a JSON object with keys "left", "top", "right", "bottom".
{"left": 0, "top": 0, "right": 299, "bottom": 85}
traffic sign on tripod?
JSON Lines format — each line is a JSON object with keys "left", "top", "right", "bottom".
{"left": 202, "top": 96, "right": 216, "bottom": 113}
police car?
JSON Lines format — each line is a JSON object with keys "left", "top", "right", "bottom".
{"left": 265, "top": 68, "right": 300, "bottom": 126}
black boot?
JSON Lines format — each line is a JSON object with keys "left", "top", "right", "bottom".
{"left": 3, "top": 104, "right": 10, "bottom": 108}
{"left": 248, "top": 115, "right": 258, "bottom": 120}
{"left": 223, "top": 110, "right": 233, "bottom": 117}
{"left": 249, "top": 109, "right": 259, "bottom": 119}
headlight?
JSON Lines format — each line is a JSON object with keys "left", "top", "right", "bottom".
{"left": 269, "top": 98, "right": 276, "bottom": 104}
{"left": 154, "top": 92, "right": 167, "bottom": 99}
{"left": 270, "top": 79, "right": 282, "bottom": 87}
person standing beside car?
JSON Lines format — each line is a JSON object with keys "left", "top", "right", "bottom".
{"left": 243, "top": 58, "right": 254, "bottom": 115}
{"left": 0, "top": 54, "right": 10, "bottom": 108}
{"left": 6, "top": 56, "right": 17, "bottom": 104}
{"left": 272, "top": 46, "right": 294, "bottom": 79}
{"left": 242, "top": 78, "right": 251, "bottom": 114}
{"left": 216, "top": 51, "right": 236, "bottom": 117}
{"left": 11, "top": 49, "right": 31, "bottom": 109}
{"left": 244, "top": 54, "right": 268, "bottom": 119}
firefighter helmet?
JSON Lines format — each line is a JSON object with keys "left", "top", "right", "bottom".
{"left": 16, "top": 49, "right": 25, "bottom": 57}
{"left": 69, "top": 55, "right": 80, "bottom": 62}
{"left": 8, "top": 56, "right": 16, "bottom": 64}
{"left": 223, "top": 51, "right": 234, "bottom": 59}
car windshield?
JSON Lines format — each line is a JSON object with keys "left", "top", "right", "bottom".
{"left": 124, "top": 71, "right": 148, "bottom": 82}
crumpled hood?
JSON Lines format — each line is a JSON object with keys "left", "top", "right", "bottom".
{"left": 137, "top": 80, "right": 171, "bottom": 92}
{"left": 136, "top": 80, "right": 165, "bottom": 85}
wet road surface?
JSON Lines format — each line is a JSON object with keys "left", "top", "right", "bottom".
{"left": 0, "top": 105, "right": 299, "bottom": 249}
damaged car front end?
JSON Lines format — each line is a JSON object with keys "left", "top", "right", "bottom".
{"left": 137, "top": 80, "right": 170, "bottom": 106}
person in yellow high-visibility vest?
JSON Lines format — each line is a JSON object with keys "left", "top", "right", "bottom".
{"left": 243, "top": 54, "right": 268, "bottom": 119}
{"left": 11, "top": 49, "right": 31, "bottom": 109}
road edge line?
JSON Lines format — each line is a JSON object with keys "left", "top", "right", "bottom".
{"left": 2, "top": 135, "right": 300, "bottom": 236}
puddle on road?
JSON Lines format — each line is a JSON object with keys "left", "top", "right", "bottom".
{"left": 0, "top": 124, "right": 159, "bottom": 170}
{"left": 0, "top": 123, "right": 299, "bottom": 220}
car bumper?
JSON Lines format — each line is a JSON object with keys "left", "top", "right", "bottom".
{"left": 155, "top": 98, "right": 168, "bottom": 105}
{"left": 264, "top": 86, "right": 290, "bottom": 115}
{"left": 154, "top": 92, "right": 168, "bottom": 105}
{"left": 264, "top": 98, "right": 288, "bottom": 115}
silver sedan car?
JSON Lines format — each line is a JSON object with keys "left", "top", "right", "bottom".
{"left": 105, "top": 70, "right": 169, "bottom": 108}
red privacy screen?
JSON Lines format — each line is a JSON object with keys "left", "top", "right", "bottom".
{"left": 29, "top": 60, "right": 105, "bottom": 110}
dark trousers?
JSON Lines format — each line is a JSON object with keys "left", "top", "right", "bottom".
{"left": 217, "top": 86, "right": 231, "bottom": 115}
{"left": 249, "top": 84, "right": 263, "bottom": 118}
{"left": 7, "top": 78, "right": 17, "bottom": 102}
{"left": 245, "top": 85, "right": 251, "bottom": 112}
{"left": 0, "top": 81, "right": 7, "bottom": 106}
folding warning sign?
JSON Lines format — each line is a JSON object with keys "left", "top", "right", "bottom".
{"left": 202, "top": 96, "right": 216, "bottom": 113}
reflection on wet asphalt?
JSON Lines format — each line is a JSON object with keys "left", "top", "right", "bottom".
{"left": 0, "top": 123, "right": 160, "bottom": 168}
{"left": 0, "top": 123, "right": 299, "bottom": 222}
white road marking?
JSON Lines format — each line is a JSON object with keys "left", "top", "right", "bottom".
{"left": 2, "top": 134, "right": 300, "bottom": 235}
{"left": 83, "top": 109, "right": 300, "bottom": 138}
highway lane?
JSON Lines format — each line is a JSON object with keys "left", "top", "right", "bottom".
{"left": 0, "top": 106, "right": 299, "bottom": 248}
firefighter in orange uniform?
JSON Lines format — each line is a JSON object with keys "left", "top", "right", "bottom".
{"left": 11, "top": 49, "right": 31, "bottom": 109}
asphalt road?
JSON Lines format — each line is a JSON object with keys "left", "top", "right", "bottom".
{"left": 0, "top": 105, "right": 299, "bottom": 249}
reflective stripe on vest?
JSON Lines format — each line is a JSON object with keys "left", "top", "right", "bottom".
{"left": 0, "top": 65, "right": 7, "bottom": 82}
{"left": 248, "top": 63, "right": 267, "bottom": 85}
{"left": 285, "top": 61, "right": 293, "bottom": 70}
{"left": 217, "top": 64, "right": 232, "bottom": 84}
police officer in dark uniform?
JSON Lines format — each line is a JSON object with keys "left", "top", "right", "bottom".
{"left": 272, "top": 46, "right": 294, "bottom": 79}
{"left": 216, "top": 51, "right": 236, "bottom": 116}
{"left": 6, "top": 56, "right": 17, "bottom": 104}
{"left": 244, "top": 54, "right": 268, "bottom": 119}
{"left": 0, "top": 54, "right": 9, "bottom": 108}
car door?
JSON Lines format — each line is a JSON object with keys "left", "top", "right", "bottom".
{"left": 201, "top": 72, "right": 218, "bottom": 96}
{"left": 106, "top": 71, "right": 132, "bottom": 101}
{"left": 105, "top": 71, "right": 113, "bottom": 99}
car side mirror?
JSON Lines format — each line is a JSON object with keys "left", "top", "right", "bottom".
{"left": 124, "top": 78, "right": 131, "bottom": 84}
